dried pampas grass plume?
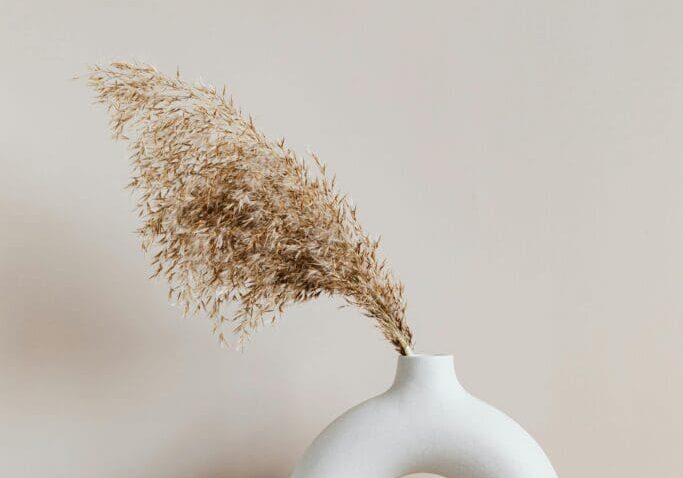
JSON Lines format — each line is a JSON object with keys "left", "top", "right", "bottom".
{"left": 88, "top": 62, "right": 414, "bottom": 355}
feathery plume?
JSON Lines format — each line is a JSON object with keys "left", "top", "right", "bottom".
{"left": 88, "top": 62, "right": 414, "bottom": 355}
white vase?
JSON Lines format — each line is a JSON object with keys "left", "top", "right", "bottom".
{"left": 291, "top": 354, "right": 558, "bottom": 478}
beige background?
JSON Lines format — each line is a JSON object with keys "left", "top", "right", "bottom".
{"left": 2, "top": 1, "right": 682, "bottom": 477}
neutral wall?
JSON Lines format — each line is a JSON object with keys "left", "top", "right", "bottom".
{"left": 2, "top": 1, "right": 682, "bottom": 477}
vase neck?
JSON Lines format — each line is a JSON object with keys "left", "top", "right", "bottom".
{"left": 391, "top": 354, "right": 462, "bottom": 392}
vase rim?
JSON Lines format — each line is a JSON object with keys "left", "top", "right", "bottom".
{"left": 392, "top": 353, "right": 459, "bottom": 389}
{"left": 401, "top": 353, "right": 452, "bottom": 358}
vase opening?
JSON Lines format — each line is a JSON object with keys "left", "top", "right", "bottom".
{"left": 402, "top": 474, "right": 446, "bottom": 478}
{"left": 392, "top": 353, "right": 461, "bottom": 391}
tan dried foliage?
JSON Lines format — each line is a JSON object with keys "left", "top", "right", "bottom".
{"left": 88, "top": 62, "right": 414, "bottom": 355}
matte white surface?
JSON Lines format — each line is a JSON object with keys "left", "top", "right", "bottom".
{"left": 292, "top": 355, "right": 557, "bottom": 477}
{"left": 2, "top": 1, "right": 683, "bottom": 477}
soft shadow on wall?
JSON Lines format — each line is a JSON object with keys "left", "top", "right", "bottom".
{"left": 0, "top": 199, "right": 303, "bottom": 478}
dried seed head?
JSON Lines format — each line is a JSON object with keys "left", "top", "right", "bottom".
{"left": 88, "top": 61, "right": 414, "bottom": 355}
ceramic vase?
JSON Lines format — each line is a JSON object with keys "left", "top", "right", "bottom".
{"left": 291, "top": 354, "right": 558, "bottom": 478}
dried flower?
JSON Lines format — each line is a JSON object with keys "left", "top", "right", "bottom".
{"left": 88, "top": 62, "right": 414, "bottom": 355}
